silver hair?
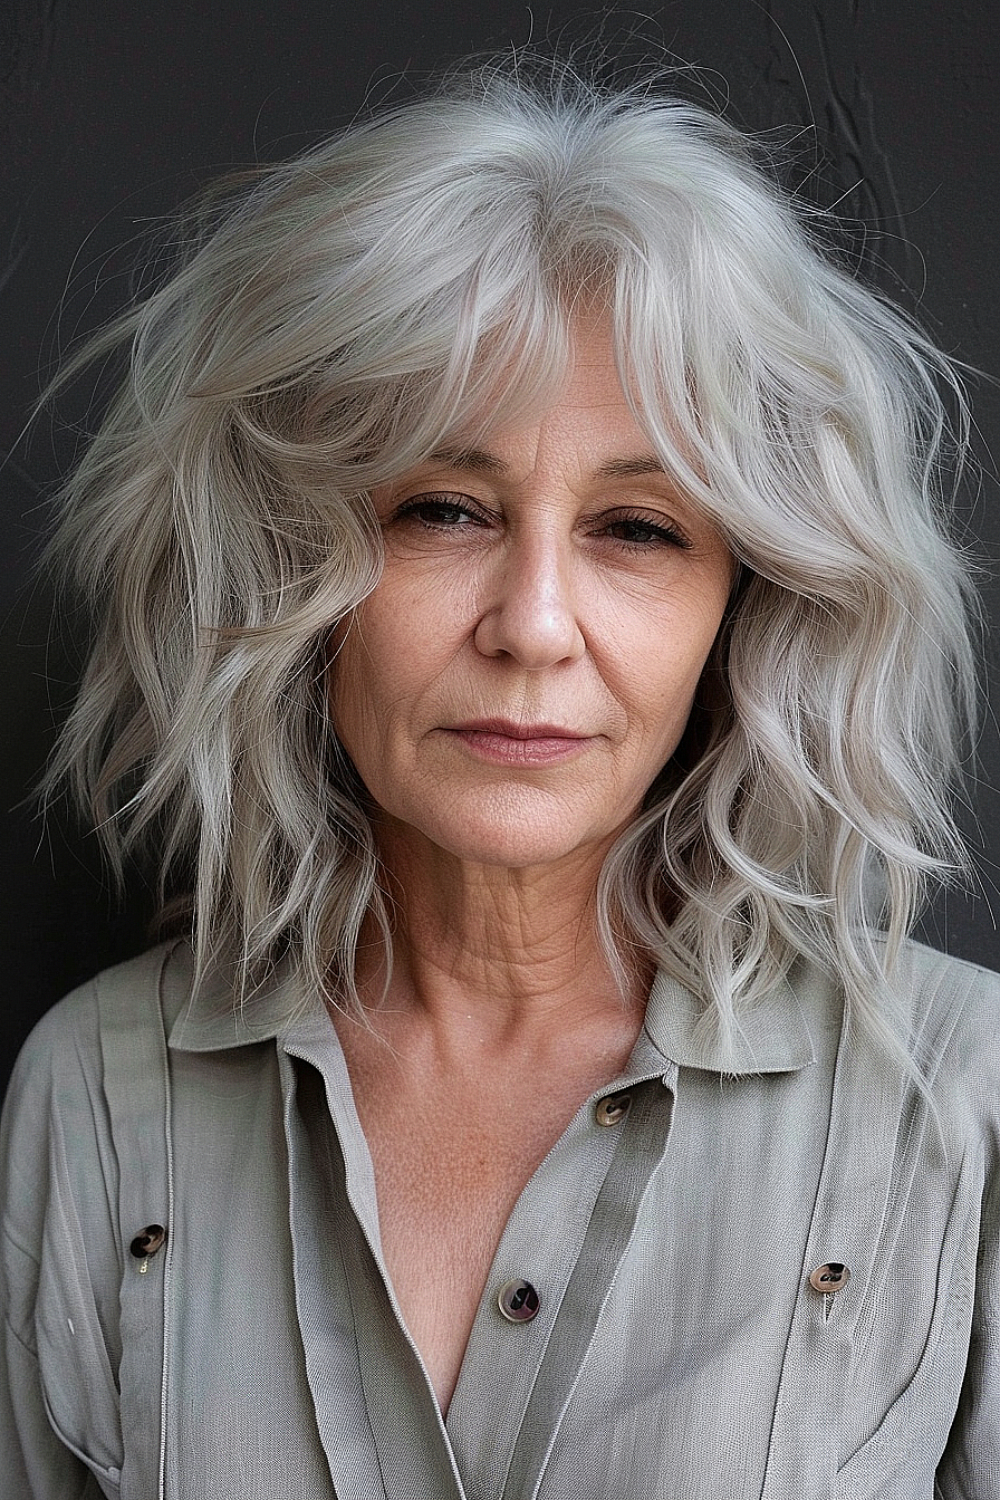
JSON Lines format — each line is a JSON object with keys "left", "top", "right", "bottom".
{"left": 43, "top": 57, "right": 979, "bottom": 1067}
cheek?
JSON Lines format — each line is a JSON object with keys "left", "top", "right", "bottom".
{"left": 623, "top": 597, "right": 725, "bottom": 708}
{"left": 327, "top": 621, "right": 381, "bottom": 757}
{"left": 617, "top": 630, "right": 724, "bottom": 781}
{"left": 326, "top": 592, "right": 435, "bottom": 751}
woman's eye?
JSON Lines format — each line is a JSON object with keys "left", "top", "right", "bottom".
{"left": 601, "top": 515, "right": 692, "bottom": 549}
{"left": 394, "top": 494, "right": 486, "bottom": 528}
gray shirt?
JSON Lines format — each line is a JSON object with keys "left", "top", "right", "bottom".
{"left": 1, "top": 938, "right": 998, "bottom": 1498}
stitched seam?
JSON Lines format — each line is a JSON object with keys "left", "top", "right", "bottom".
{"left": 0, "top": 1221, "right": 42, "bottom": 1270}
{"left": 3, "top": 1308, "right": 39, "bottom": 1358}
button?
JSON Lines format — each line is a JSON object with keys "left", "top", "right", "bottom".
{"left": 595, "top": 1092, "right": 632, "bottom": 1126}
{"left": 129, "top": 1224, "right": 167, "bottom": 1259}
{"left": 809, "top": 1262, "right": 850, "bottom": 1293}
{"left": 497, "top": 1279, "right": 540, "bottom": 1323}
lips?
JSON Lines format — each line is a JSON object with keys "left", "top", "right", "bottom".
{"left": 445, "top": 719, "right": 593, "bottom": 766}
{"left": 448, "top": 718, "right": 588, "bottom": 740}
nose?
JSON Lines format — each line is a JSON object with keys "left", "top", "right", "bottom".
{"left": 473, "top": 530, "right": 586, "bottom": 668}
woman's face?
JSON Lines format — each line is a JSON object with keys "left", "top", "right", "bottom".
{"left": 330, "top": 317, "right": 734, "bottom": 874}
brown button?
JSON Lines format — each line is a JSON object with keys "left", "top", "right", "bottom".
{"left": 809, "top": 1262, "right": 850, "bottom": 1293}
{"left": 497, "top": 1279, "right": 540, "bottom": 1323}
{"left": 129, "top": 1224, "right": 167, "bottom": 1259}
{"left": 595, "top": 1092, "right": 632, "bottom": 1126}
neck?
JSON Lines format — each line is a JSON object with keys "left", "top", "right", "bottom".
{"left": 353, "top": 818, "right": 650, "bottom": 1050}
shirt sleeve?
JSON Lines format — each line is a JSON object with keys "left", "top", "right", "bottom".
{"left": 0, "top": 991, "right": 125, "bottom": 1498}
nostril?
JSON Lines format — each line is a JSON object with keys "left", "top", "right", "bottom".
{"left": 473, "top": 586, "right": 585, "bottom": 668}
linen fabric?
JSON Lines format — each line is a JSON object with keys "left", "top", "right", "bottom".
{"left": 1, "top": 938, "right": 998, "bottom": 1499}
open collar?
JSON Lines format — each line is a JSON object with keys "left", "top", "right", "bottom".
{"left": 641, "top": 965, "right": 818, "bottom": 1074}
{"left": 167, "top": 942, "right": 819, "bottom": 1075}
{"left": 165, "top": 943, "right": 314, "bottom": 1053}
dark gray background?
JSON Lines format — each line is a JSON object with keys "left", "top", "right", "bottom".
{"left": 2, "top": 1, "right": 998, "bottom": 1096}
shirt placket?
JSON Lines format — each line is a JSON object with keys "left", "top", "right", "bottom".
{"left": 280, "top": 1016, "right": 675, "bottom": 1500}
{"left": 279, "top": 1028, "right": 467, "bottom": 1500}
{"left": 449, "top": 1058, "right": 676, "bottom": 1500}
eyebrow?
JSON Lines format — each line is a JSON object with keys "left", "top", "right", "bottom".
{"left": 426, "top": 446, "right": 507, "bottom": 474}
{"left": 426, "top": 447, "right": 669, "bottom": 481}
{"left": 594, "top": 454, "right": 669, "bottom": 481}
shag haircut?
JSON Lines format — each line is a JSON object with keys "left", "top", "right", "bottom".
{"left": 45, "top": 55, "right": 978, "bottom": 1064}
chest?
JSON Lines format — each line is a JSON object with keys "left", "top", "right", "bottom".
{"left": 348, "top": 1065, "right": 617, "bottom": 1411}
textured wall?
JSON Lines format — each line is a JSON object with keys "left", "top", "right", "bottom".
{"left": 2, "top": 1, "right": 998, "bottom": 1091}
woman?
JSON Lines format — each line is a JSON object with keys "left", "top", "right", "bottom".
{"left": 1, "top": 56, "right": 996, "bottom": 1499}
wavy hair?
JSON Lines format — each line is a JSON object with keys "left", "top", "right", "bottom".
{"left": 43, "top": 55, "right": 979, "bottom": 1065}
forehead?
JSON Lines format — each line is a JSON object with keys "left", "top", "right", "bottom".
{"left": 425, "top": 316, "right": 656, "bottom": 473}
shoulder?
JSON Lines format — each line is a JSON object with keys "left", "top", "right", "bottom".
{"left": 892, "top": 934, "right": 1000, "bottom": 1001}
{"left": 884, "top": 938, "right": 1000, "bottom": 1132}
{"left": 892, "top": 936, "right": 1000, "bottom": 1056}
{"left": 0, "top": 941, "right": 191, "bottom": 1304}
{"left": 0, "top": 942, "right": 190, "bottom": 1194}
{"left": 7, "top": 941, "right": 190, "bottom": 1093}
{"left": 791, "top": 937, "right": 1000, "bottom": 1134}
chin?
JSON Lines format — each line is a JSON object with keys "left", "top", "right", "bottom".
{"left": 403, "top": 803, "right": 617, "bottom": 873}
{"left": 439, "top": 836, "right": 590, "bottom": 871}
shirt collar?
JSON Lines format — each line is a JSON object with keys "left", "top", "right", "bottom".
{"left": 167, "top": 943, "right": 818, "bottom": 1074}
{"left": 166, "top": 944, "right": 317, "bottom": 1053}
{"left": 641, "top": 964, "right": 818, "bottom": 1074}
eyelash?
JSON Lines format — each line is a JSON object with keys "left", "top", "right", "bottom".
{"left": 394, "top": 494, "right": 487, "bottom": 528}
{"left": 392, "top": 494, "right": 693, "bottom": 550}
{"left": 600, "top": 515, "right": 692, "bottom": 550}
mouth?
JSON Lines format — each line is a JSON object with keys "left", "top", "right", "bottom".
{"left": 451, "top": 718, "right": 588, "bottom": 740}
{"left": 445, "top": 719, "right": 592, "bottom": 765}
